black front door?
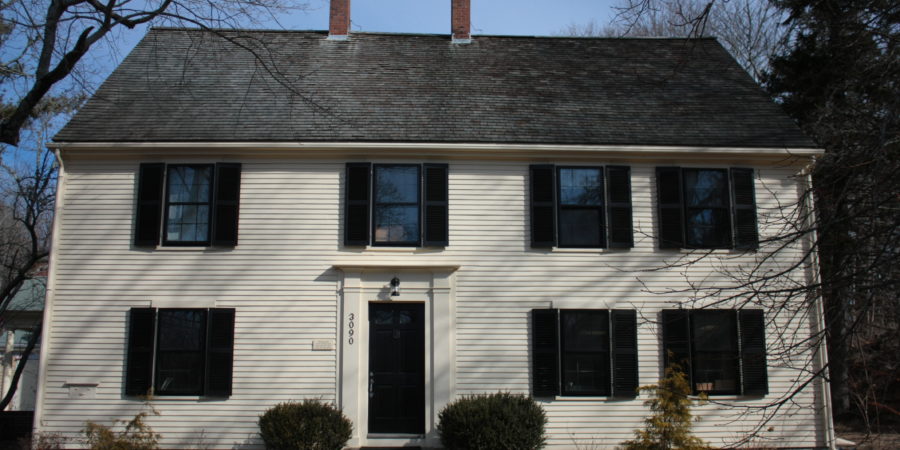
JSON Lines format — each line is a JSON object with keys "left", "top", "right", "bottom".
{"left": 368, "top": 302, "right": 425, "bottom": 434}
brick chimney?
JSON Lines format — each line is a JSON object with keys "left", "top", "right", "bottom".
{"left": 451, "top": 0, "right": 471, "bottom": 43}
{"left": 329, "top": 0, "right": 350, "bottom": 40}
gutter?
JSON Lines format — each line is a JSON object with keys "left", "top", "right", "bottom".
{"left": 47, "top": 141, "right": 825, "bottom": 159}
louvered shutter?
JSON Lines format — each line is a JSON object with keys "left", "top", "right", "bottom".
{"left": 606, "top": 166, "right": 634, "bottom": 248}
{"left": 211, "top": 163, "right": 241, "bottom": 247}
{"left": 530, "top": 165, "right": 557, "bottom": 248}
{"left": 205, "top": 308, "right": 235, "bottom": 397}
{"left": 739, "top": 309, "right": 768, "bottom": 396}
{"left": 532, "top": 308, "right": 559, "bottom": 397}
{"left": 731, "top": 168, "right": 759, "bottom": 250}
{"left": 134, "top": 164, "right": 165, "bottom": 247}
{"left": 345, "top": 163, "right": 371, "bottom": 246}
{"left": 423, "top": 164, "right": 449, "bottom": 246}
{"left": 656, "top": 167, "right": 684, "bottom": 249}
{"left": 661, "top": 309, "right": 692, "bottom": 386}
{"left": 611, "top": 310, "right": 638, "bottom": 397}
{"left": 125, "top": 308, "right": 156, "bottom": 396}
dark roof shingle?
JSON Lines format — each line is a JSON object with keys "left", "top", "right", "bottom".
{"left": 55, "top": 28, "right": 814, "bottom": 148}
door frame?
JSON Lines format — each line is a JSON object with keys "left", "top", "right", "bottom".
{"left": 334, "top": 265, "right": 457, "bottom": 448}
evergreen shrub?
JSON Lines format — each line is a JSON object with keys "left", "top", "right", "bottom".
{"left": 258, "top": 400, "right": 352, "bottom": 450}
{"left": 437, "top": 392, "right": 546, "bottom": 450}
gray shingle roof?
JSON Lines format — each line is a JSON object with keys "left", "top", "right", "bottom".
{"left": 55, "top": 28, "right": 814, "bottom": 148}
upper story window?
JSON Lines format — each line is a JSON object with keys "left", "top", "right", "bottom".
{"left": 134, "top": 163, "right": 241, "bottom": 248}
{"left": 373, "top": 165, "right": 421, "bottom": 245}
{"left": 126, "top": 307, "right": 235, "bottom": 397}
{"left": 661, "top": 309, "right": 768, "bottom": 396}
{"left": 532, "top": 308, "right": 638, "bottom": 398}
{"left": 165, "top": 165, "right": 213, "bottom": 245}
{"left": 344, "top": 163, "right": 448, "bottom": 247}
{"left": 656, "top": 167, "right": 758, "bottom": 250}
{"left": 529, "top": 165, "right": 633, "bottom": 249}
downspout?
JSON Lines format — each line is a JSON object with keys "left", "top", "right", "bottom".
{"left": 33, "top": 147, "right": 66, "bottom": 437}
{"left": 804, "top": 158, "right": 836, "bottom": 449}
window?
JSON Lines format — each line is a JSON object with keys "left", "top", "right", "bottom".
{"left": 344, "top": 163, "right": 448, "bottom": 247}
{"left": 134, "top": 163, "right": 241, "bottom": 247}
{"left": 125, "top": 308, "right": 235, "bottom": 397}
{"left": 656, "top": 167, "right": 758, "bottom": 249}
{"left": 530, "top": 165, "right": 633, "bottom": 249}
{"left": 661, "top": 309, "right": 767, "bottom": 396}
{"left": 532, "top": 309, "right": 637, "bottom": 397}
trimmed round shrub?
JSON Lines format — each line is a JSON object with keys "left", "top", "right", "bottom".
{"left": 258, "top": 400, "right": 352, "bottom": 450}
{"left": 437, "top": 392, "right": 547, "bottom": 450}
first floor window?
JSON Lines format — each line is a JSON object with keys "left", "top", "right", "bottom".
{"left": 662, "top": 309, "right": 767, "bottom": 396}
{"left": 532, "top": 309, "right": 637, "bottom": 397}
{"left": 530, "top": 165, "right": 633, "bottom": 249}
{"left": 344, "top": 162, "right": 449, "bottom": 247}
{"left": 134, "top": 162, "right": 241, "bottom": 248}
{"left": 125, "top": 307, "right": 235, "bottom": 397}
{"left": 656, "top": 167, "right": 758, "bottom": 250}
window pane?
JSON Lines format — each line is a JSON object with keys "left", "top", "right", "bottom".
{"left": 167, "top": 166, "right": 211, "bottom": 203}
{"left": 560, "top": 168, "right": 603, "bottom": 205}
{"left": 156, "top": 310, "right": 206, "bottom": 395}
{"left": 684, "top": 169, "right": 727, "bottom": 207}
{"left": 559, "top": 209, "right": 602, "bottom": 247}
{"left": 563, "top": 311, "right": 609, "bottom": 352}
{"left": 167, "top": 205, "right": 210, "bottom": 242}
{"left": 685, "top": 208, "right": 730, "bottom": 248}
{"left": 375, "top": 166, "right": 418, "bottom": 203}
{"left": 563, "top": 354, "right": 610, "bottom": 394}
{"left": 374, "top": 205, "right": 419, "bottom": 243}
{"left": 692, "top": 311, "right": 739, "bottom": 394}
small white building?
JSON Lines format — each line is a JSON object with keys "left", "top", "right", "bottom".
{"left": 37, "top": 1, "right": 833, "bottom": 448}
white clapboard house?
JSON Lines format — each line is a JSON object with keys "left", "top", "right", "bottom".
{"left": 37, "top": 0, "right": 833, "bottom": 448}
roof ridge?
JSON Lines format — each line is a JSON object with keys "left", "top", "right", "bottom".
{"left": 146, "top": 26, "right": 718, "bottom": 41}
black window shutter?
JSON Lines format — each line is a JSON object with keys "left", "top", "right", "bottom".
{"left": 606, "top": 166, "right": 634, "bottom": 248}
{"left": 205, "top": 308, "right": 236, "bottom": 397}
{"left": 134, "top": 163, "right": 165, "bottom": 247}
{"left": 739, "top": 309, "right": 768, "bottom": 396}
{"left": 611, "top": 310, "right": 638, "bottom": 397}
{"left": 661, "top": 309, "right": 692, "bottom": 386}
{"left": 211, "top": 163, "right": 241, "bottom": 247}
{"left": 656, "top": 167, "right": 684, "bottom": 249}
{"left": 423, "top": 164, "right": 449, "bottom": 246}
{"left": 530, "top": 165, "right": 557, "bottom": 248}
{"left": 730, "top": 168, "right": 759, "bottom": 250}
{"left": 345, "top": 163, "right": 372, "bottom": 246}
{"left": 532, "top": 308, "right": 559, "bottom": 397}
{"left": 126, "top": 308, "right": 156, "bottom": 396}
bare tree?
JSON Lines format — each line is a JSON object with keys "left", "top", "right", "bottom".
{"left": 0, "top": 0, "right": 311, "bottom": 147}
{"left": 561, "top": 0, "right": 786, "bottom": 80}
{"left": 0, "top": 121, "right": 56, "bottom": 410}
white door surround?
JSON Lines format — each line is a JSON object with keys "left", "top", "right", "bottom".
{"left": 334, "top": 265, "right": 458, "bottom": 448}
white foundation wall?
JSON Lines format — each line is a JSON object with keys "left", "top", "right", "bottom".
{"left": 39, "top": 153, "right": 828, "bottom": 448}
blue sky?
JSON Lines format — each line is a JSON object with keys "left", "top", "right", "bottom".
{"left": 279, "top": 0, "right": 617, "bottom": 36}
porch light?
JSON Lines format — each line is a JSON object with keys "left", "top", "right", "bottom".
{"left": 390, "top": 277, "right": 400, "bottom": 297}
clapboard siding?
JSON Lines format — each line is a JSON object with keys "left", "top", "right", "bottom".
{"left": 40, "top": 156, "right": 825, "bottom": 448}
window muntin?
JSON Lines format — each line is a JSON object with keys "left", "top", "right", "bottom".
{"left": 691, "top": 310, "right": 740, "bottom": 395}
{"left": 683, "top": 169, "right": 732, "bottom": 248}
{"left": 373, "top": 165, "right": 421, "bottom": 245}
{"left": 155, "top": 309, "right": 207, "bottom": 396}
{"left": 557, "top": 167, "right": 605, "bottom": 248}
{"left": 561, "top": 310, "right": 610, "bottom": 395}
{"left": 164, "top": 165, "right": 213, "bottom": 245}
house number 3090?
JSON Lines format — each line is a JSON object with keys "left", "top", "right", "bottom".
{"left": 347, "top": 313, "right": 355, "bottom": 345}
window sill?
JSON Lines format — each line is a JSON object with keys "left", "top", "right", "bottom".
{"left": 550, "top": 247, "right": 608, "bottom": 253}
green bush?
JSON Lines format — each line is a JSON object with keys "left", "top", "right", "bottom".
{"left": 437, "top": 392, "right": 546, "bottom": 450}
{"left": 258, "top": 400, "right": 352, "bottom": 450}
